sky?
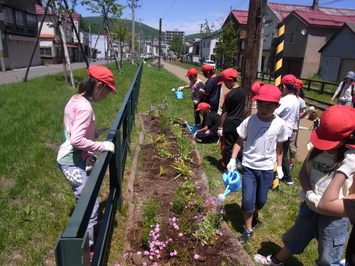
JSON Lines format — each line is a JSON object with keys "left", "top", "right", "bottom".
{"left": 74, "top": 0, "right": 355, "bottom": 35}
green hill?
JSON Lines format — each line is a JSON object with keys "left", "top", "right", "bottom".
{"left": 81, "top": 16, "right": 161, "bottom": 40}
{"left": 185, "top": 30, "right": 221, "bottom": 42}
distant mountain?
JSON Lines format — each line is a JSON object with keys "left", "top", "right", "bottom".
{"left": 81, "top": 17, "right": 161, "bottom": 40}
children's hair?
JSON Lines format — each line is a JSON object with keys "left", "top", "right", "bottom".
{"left": 308, "top": 135, "right": 354, "bottom": 173}
{"left": 284, "top": 83, "right": 297, "bottom": 93}
{"left": 78, "top": 76, "right": 99, "bottom": 97}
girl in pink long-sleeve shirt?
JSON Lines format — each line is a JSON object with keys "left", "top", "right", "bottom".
{"left": 57, "top": 65, "right": 116, "bottom": 249}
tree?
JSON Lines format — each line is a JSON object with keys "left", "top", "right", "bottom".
{"left": 112, "top": 20, "right": 130, "bottom": 68}
{"left": 200, "top": 19, "right": 215, "bottom": 38}
{"left": 214, "top": 21, "right": 240, "bottom": 69}
{"left": 169, "top": 36, "right": 184, "bottom": 57}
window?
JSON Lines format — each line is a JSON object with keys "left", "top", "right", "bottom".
{"left": 15, "top": 10, "right": 24, "bottom": 26}
{"left": 4, "top": 7, "right": 14, "bottom": 24}
{"left": 26, "top": 14, "right": 37, "bottom": 29}
{"left": 285, "top": 32, "right": 295, "bottom": 44}
{"left": 40, "top": 47, "right": 52, "bottom": 57}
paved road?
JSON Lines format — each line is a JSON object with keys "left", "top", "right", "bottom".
{"left": 163, "top": 60, "right": 313, "bottom": 162}
{"left": 0, "top": 59, "right": 113, "bottom": 86}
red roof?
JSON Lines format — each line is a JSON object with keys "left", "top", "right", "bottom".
{"left": 268, "top": 2, "right": 355, "bottom": 21}
{"left": 35, "top": 4, "right": 81, "bottom": 21}
{"left": 231, "top": 10, "right": 248, "bottom": 25}
{"left": 291, "top": 10, "right": 355, "bottom": 27}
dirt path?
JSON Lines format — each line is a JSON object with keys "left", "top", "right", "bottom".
{"left": 163, "top": 61, "right": 312, "bottom": 162}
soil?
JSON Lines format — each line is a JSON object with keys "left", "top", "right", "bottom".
{"left": 121, "top": 113, "right": 254, "bottom": 266}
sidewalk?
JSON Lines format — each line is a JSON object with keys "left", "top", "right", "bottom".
{"left": 0, "top": 59, "right": 112, "bottom": 86}
{"left": 163, "top": 61, "right": 313, "bottom": 162}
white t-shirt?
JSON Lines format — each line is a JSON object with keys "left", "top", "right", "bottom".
{"left": 275, "top": 94, "right": 300, "bottom": 137}
{"left": 237, "top": 114, "right": 288, "bottom": 170}
{"left": 299, "top": 97, "right": 306, "bottom": 110}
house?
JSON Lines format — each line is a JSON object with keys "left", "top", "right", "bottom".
{"left": 199, "top": 34, "right": 218, "bottom": 63}
{"left": 225, "top": 1, "right": 355, "bottom": 77}
{"left": 0, "top": 0, "right": 41, "bottom": 70}
{"left": 143, "top": 40, "right": 167, "bottom": 58}
{"left": 319, "top": 23, "right": 355, "bottom": 81}
{"left": 36, "top": 4, "right": 86, "bottom": 64}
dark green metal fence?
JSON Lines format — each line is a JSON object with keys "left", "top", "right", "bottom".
{"left": 55, "top": 63, "right": 143, "bottom": 266}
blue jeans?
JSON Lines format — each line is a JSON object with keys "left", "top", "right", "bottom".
{"left": 59, "top": 162, "right": 99, "bottom": 247}
{"left": 241, "top": 166, "right": 274, "bottom": 213}
{"left": 283, "top": 202, "right": 349, "bottom": 265}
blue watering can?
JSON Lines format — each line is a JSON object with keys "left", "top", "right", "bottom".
{"left": 217, "top": 170, "right": 241, "bottom": 203}
{"left": 171, "top": 87, "right": 184, "bottom": 100}
{"left": 184, "top": 121, "right": 200, "bottom": 134}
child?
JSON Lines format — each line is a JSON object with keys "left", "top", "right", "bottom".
{"left": 179, "top": 68, "right": 204, "bottom": 124}
{"left": 193, "top": 102, "right": 220, "bottom": 143}
{"left": 227, "top": 84, "right": 288, "bottom": 243}
{"left": 330, "top": 71, "right": 355, "bottom": 106}
{"left": 254, "top": 105, "right": 355, "bottom": 266}
{"left": 57, "top": 65, "right": 116, "bottom": 248}
{"left": 275, "top": 74, "right": 301, "bottom": 185}
{"left": 218, "top": 68, "right": 246, "bottom": 169}
{"left": 200, "top": 64, "right": 222, "bottom": 113}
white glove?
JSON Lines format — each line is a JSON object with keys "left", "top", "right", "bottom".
{"left": 306, "top": 191, "right": 321, "bottom": 207}
{"left": 178, "top": 86, "right": 184, "bottom": 91}
{"left": 276, "top": 166, "right": 284, "bottom": 179}
{"left": 102, "top": 141, "right": 115, "bottom": 153}
{"left": 308, "top": 106, "right": 315, "bottom": 111}
{"left": 193, "top": 100, "right": 199, "bottom": 105}
{"left": 337, "top": 149, "right": 355, "bottom": 179}
{"left": 227, "top": 158, "right": 236, "bottom": 173}
{"left": 95, "top": 127, "right": 108, "bottom": 138}
{"left": 171, "top": 88, "right": 176, "bottom": 92}
{"left": 217, "top": 127, "right": 223, "bottom": 137}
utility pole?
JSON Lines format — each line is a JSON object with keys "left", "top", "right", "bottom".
{"left": 241, "top": 0, "right": 265, "bottom": 115}
{"left": 158, "top": 18, "right": 162, "bottom": 70}
{"left": 0, "top": 4, "right": 6, "bottom": 72}
{"left": 128, "top": 0, "right": 139, "bottom": 64}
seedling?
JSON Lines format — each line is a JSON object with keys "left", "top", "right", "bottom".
{"left": 172, "top": 159, "right": 192, "bottom": 179}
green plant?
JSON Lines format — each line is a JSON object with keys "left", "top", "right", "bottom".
{"left": 171, "top": 179, "right": 201, "bottom": 214}
{"left": 159, "top": 166, "right": 167, "bottom": 177}
{"left": 141, "top": 197, "right": 159, "bottom": 245}
{"left": 172, "top": 159, "right": 192, "bottom": 179}
{"left": 178, "top": 138, "right": 193, "bottom": 162}
{"left": 193, "top": 211, "right": 222, "bottom": 244}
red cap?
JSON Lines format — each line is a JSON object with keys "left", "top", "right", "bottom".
{"left": 310, "top": 105, "right": 355, "bottom": 150}
{"left": 195, "top": 102, "right": 211, "bottom": 112}
{"left": 185, "top": 68, "right": 198, "bottom": 77}
{"left": 252, "top": 84, "right": 281, "bottom": 103}
{"left": 200, "top": 64, "right": 214, "bottom": 73}
{"left": 251, "top": 81, "right": 264, "bottom": 97}
{"left": 88, "top": 65, "right": 117, "bottom": 93}
{"left": 295, "top": 79, "right": 304, "bottom": 90}
{"left": 281, "top": 74, "right": 297, "bottom": 86}
{"left": 217, "top": 68, "right": 239, "bottom": 85}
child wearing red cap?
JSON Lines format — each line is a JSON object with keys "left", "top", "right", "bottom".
{"left": 274, "top": 74, "right": 301, "bottom": 185}
{"left": 227, "top": 84, "right": 288, "bottom": 244}
{"left": 57, "top": 65, "right": 116, "bottom": 248}
{"left": 193, "top": 102, "right": 220, "bottom": 143}
{"left": 255, "top": 105, "right": 355, "bottom": 266}
{"left": 179, "top": 68, "right": 204, "bottom": 124}
{"left": 200, "top": 64, "right": 222, "bottom": 113}
{"left": 218, "top": 68, "right": 246, "bottom": 169}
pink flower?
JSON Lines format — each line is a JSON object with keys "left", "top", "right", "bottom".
{"left": 149, "top": 255, "right": 154, "bottom": 260}
{"left": 194, "top": 254, "right": 200, "bottom": 260}
{"left": 114, "top": 264, "right": 121, "bottom": 266}
{"left": 137, "top": 251, "right": 142, "bottom": 256}
{"left": 143, "top": 263, "right": 147, "bottom": 266}
{"left": 144, "top": 251, "right": 149, "bottom": 256}
{"left": 152, "top": 263, "right": 159, "bottom": 266}
{"left": 178, "top": 232, "right": 183, "bottom": 237}
{"left": 123, "top": 253, "right": 129, "bottom": 259}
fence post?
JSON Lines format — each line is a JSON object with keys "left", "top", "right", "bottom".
{"left": 55, "top": 233, "right": 90, "bottom": 266}
{"left": 320, "top": 82, "right": 325, "bottom": 94}
{"left": 307, "top": 80, "right": 311, "bottom": 90}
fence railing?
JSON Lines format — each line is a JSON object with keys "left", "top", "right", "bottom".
{"left": 256, "top": 72, "right": 338, "bottom": 95}
{"left": 55, "top": 63, "right": 143, "bottom": 266}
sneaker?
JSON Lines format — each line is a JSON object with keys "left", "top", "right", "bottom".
{"left": 252, "top": 212, "right": 261, "bottom": 229}
{"left": 238, "top": 229, "right": 253, "bottom": 244}
{"left": 282, "top": 176, "right": 294, "bottom": 185}
{"left": 254, "top": 254, "right": 284, "bottom": 265}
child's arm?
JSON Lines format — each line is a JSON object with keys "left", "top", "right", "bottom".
{"left": 276, "top": 142, "right": 284, "bottom": 179}
{"left": 226, "top": 137, "right": 244, "bottom": 172}
{"left": 195, "top": 125, "right": 208, "bottom": 133}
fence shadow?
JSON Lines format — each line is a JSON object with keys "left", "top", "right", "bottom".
{"left": 204, "top": 155, "right": 225, "bottom": 173}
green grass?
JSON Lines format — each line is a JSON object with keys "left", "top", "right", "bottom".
{"left": 0, "top": 61, "right": 139, "bottom": 264}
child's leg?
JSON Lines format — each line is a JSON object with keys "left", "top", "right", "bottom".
{"left": 193, "top": 103, "right": 201, "bottom": 124}
{"left": 254, "top": 169, "right": 274, "bottom": 211}
{"left": 195, "top": 130, "right": 218, "bottom": 143}
{"left": 241, "top": 167, "right": 257, "bottom": 231}
{"left": 316, "top": 215, "right": 349, "bottom": 265}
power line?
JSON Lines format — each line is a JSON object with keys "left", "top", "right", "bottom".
{"left": 162, "top": 0, "right": 176, "bottom": 19}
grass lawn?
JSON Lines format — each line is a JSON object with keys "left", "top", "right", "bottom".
{"left": 0, "top": 61, "right": 139, "bottom": 265}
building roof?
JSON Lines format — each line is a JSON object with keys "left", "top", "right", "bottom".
{"left": 230, "top": 10, "right": 249, "bottom": 25}
{"left": 268, "top": 2, "right": 355, "bottom": 21}
{"left": 35, "top": 4, "right": 81, "bottom": 21}
{"left": 319, "top": 22, "right": 355, "bottom": 52}
{"left": 286, "top": 10, "right": 355, "bottom": 28}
